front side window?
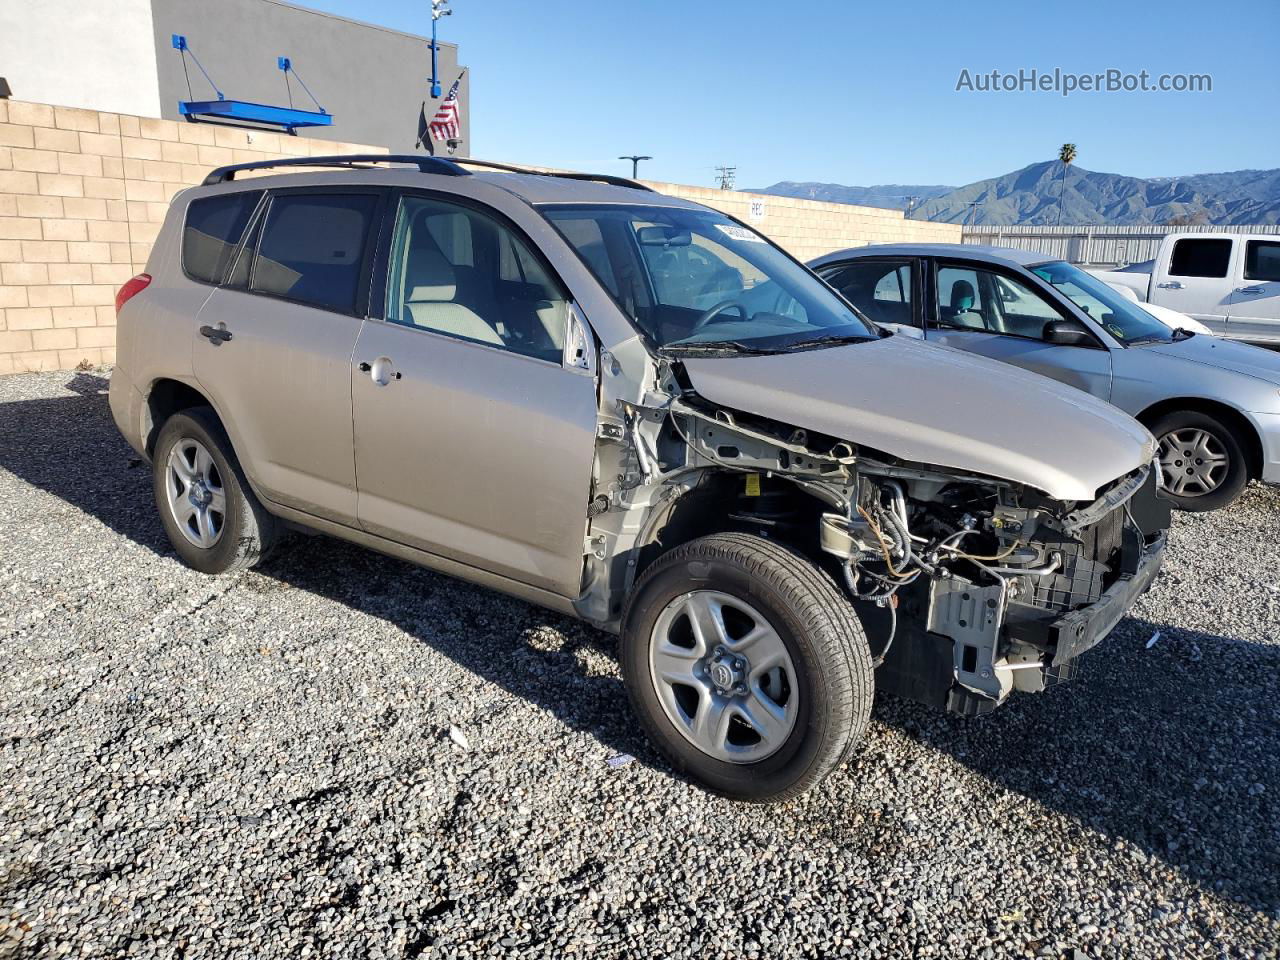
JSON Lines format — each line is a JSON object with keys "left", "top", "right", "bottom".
{"left": 541, "top": 204, "right": 875, "bottom": 354}
{"left": 1031, "top": 260, "right": 1171, "bottom": 344}
{"left": 250, "top": 193, "right": 378, "bottom": 314}
{"left": 384, "top": 195, "right": 568, "bottom": 364}
{"left": 1169, "top": 238, "right": 1232, "bottom": 278}
{"left": 821, "top": 259, "right": 915, "bottom": 328}
{"left": 1245, "top": 240, "right": 1280, "bottom": 282}
{"left": 183, "top": 191, "right": 261, "bottom": 284}
{"left": 935, "top": 266, "right": 988, "bottom": 330}
{"left": 934, "top": 263, "right": 1073, "bottom": 339}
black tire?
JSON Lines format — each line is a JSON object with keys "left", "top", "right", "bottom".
{"left": 152, "top": 407, "right": 278, "bottom": 574}
{"left": 620, "top": 533, "right": 873, "bottom": 802}
{"left": 1148, "top": 409, "right": 1250, "bottom": 512}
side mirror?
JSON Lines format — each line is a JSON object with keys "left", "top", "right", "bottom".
{"left": 1042, "top": 318, "right": 1095, "bottom": 347}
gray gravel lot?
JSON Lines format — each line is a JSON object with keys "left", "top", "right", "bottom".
{"left": 0, "top": 369, "right": 1277, "bottom": 959}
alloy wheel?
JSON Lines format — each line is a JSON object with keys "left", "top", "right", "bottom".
{"left": 648, "top": 590, "right": 799, "bottom": 764}
{"left": 164, "top": 437, "right": 227, "bottom": 548}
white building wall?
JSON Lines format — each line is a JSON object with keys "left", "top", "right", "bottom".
{"left": 0, "top": 0, "right": 163, "bottom": 119}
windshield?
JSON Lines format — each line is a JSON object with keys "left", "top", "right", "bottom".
{"left": 540, "top": 204, "right": 876, "bottom": 352}
{"left": 1031, "top": 260, "right": 1173, "bottom": 344}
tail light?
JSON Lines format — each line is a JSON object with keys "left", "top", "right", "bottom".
{"left": 115, "top": 273, "right": 152, "bottom": 315}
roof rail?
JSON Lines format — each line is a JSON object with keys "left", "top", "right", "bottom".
{"left": 449, "top": 158, "right": 657, "bottom": 192}
{"left": 200, "top": 153, "right": 656, "bottom": 192}
{"left": 201, "top": 154, "right": 467, "bottom": 185}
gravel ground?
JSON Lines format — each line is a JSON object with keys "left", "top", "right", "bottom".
{"left": 0, "top": 369, "right": 1277, "bottom": 960}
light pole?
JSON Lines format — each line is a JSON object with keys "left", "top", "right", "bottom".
{"left": 619, "top": 155, "right": 652, "bottom": 179}
{"left": 430, "top": 0, "right": 452, "bottom": 98}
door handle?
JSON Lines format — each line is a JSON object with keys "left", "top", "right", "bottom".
{"left": 199, "top": 323, "right": 232, "bottom": 344}
{"left": 358, "top": 358, "right": 401, "bottom": 383}
{"left": 1238, "top": 285, "right": 1267, "bottom": 294}
{"left": 1156, "top": 281, "right": 1184, "bottom": 290}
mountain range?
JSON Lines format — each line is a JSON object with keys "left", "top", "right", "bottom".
{"left": 754, "top": 163, "right": 1280, "bottom": 226}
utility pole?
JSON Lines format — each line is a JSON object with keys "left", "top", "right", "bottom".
{"left": 903, "top": 195, "right": 921, "bottom": 217}
{"left": 429, "top": 0, "right": 452, "bottom": 98}
{"left": 715, "top": 166, "right": 737, "bottom": 191}
{"left": 618, "top": 155, "right": 652, "bottom": 179}
{"left": 966, "top": 200, "right": 980, "bottom": 228}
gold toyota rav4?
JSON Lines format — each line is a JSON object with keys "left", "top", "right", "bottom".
{"left": 110, "top": 156, "right": 1171, "bottom": 801}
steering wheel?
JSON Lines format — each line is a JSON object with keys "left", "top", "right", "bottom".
{"left": 691, "top": 300, "right": 749, "bottom": 333}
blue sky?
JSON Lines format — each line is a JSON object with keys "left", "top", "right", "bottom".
{"left": 312, "top": 0, "right": 1279, "bottom": 190}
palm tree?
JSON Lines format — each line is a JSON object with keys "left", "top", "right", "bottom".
{"left": 1055, "top": 143, "right": 1077, "bottom": 226}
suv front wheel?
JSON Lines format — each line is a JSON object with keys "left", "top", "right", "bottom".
{"left": 152, "top": 407, "right": 278, "bottom": 574}
{"left": 621, "top": 533, "right": 873, "bottom": 802}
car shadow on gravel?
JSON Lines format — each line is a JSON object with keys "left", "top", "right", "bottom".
{"left": 2, "top": 375, "right": 1276, "bottom": 915}
{"left": 874, "top": 618, "right": 1280, "bottom": 915}
{"left": 0, "top": 374, "right": 655, "bottom": 765}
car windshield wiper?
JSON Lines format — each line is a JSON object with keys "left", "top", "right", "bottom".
{"left": 1125, "top": 333, "right": 1174, "bottom": 345}
{"left": 775, "top": 333, "right": 878, "bottom": 352}
{"left": 660, "top": 339, "right": 781, "bottom": 356}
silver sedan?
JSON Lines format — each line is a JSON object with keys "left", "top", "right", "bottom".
{"left": 809, "top": 243, "right": 1280, "bottom": 511}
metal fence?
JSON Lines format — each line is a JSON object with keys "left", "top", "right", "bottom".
{"left": 960, "top": 224, "right": 1280, "bottom": 266}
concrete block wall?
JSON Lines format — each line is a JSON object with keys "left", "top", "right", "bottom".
{"left": 644, "top": 181, "right": 961, "bottom": 263}
{"left": 0, "top": 98, "right": 961, "bottom": 374}
{"left": 0, "top": 99, "right": 383, "bottom": 374}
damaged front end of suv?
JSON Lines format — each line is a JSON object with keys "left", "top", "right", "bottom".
{"left": 577, "top": 344, "right": 1170, "bottom": 718}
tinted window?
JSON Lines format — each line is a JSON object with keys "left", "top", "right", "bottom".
{"left": 1244, "top": 240, "right": 1280, "bottom": 282}
{"left": 822, "top": 259, "right": 914, "bottom": 327}
{"left": 385, "top": 196, "right": 569, "bottom": 363}
{"left": 1169, "top": 238, "right": 1231, "bottom": 278}
{"left": 183, "top": 191, "right": 260, "bottom": 284}
{"left": 251, "top": 193, "right": 378, "bottom": 314}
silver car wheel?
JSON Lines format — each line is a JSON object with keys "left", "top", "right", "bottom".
{"left": 1157, "top": 427, "right": 1229, "bottom": 497}
{"left": 164, "top": 437, "right": 226, "bottom": 549}
{"left": 648, "top": 590, "right": 799, "bottom": 764}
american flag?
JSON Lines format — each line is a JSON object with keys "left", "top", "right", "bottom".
{"left": 428, "top": 76, "right": 462, "bottom": 142}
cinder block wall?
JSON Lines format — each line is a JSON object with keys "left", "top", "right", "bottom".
{"left": 644, "top": 181, "right": 961, "bottom": 263}
{"left": 0, "top": 99, "right": 384, "bottom": 374}
{"left": 0, "top": 98, "right": 962, "bottom": 374}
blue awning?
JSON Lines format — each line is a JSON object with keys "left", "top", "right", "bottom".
{"left": 178, "top": 99, "right": 332, "bottom": 132}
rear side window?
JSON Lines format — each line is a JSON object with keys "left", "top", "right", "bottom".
{"left": 183, "top": 191, "right": 260, "bottom": 284}
{"left": 1169, "top": 238, "right": 1231, "bottom": 278}
{"left": 1244, "top": 240, "right": 1280, "bottom": 282}
{"left": 821, "top": 259, "right": 915, "bottom": 327}
{"left": 250, "top": 193, "right": 379, "bottom": 314}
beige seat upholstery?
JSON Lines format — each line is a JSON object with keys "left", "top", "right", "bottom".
{"left": 402, "top": 244, "right": 503, "bottom": 346}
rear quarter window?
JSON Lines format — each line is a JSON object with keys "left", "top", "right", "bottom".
{"left": 183, "top": 192, "right": 261, "bottom": 284}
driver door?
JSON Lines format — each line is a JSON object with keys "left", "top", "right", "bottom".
{"left": 925, "top": 260, "right": 1113, "bottom": 400}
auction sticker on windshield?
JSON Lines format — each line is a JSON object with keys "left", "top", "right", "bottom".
{"left": 716, "top": 223, "right": 766, "bottom": 243}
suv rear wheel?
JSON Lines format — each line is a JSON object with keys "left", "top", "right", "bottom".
{"left": 153, "top": 408, "right": 278, "bottom": 574}
{"left": 621, "top": 533, "right": 872, "bottom": 802}
{"left": 1150, "top": 409, "right": 1249, "bottom": 512}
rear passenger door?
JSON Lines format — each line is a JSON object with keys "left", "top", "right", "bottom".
{"left": 193, "top": 187, "right": 384, "bottom": 525}
{"left": 1226, "top": 238, "right": 1280, "bottom": 341}
{"left": 349, "top": 191, "right": 598, "bottom": 599}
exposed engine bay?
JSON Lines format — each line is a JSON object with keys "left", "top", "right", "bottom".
{"left": 579, "top": 357, "right": 1171, "bottom": 715}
